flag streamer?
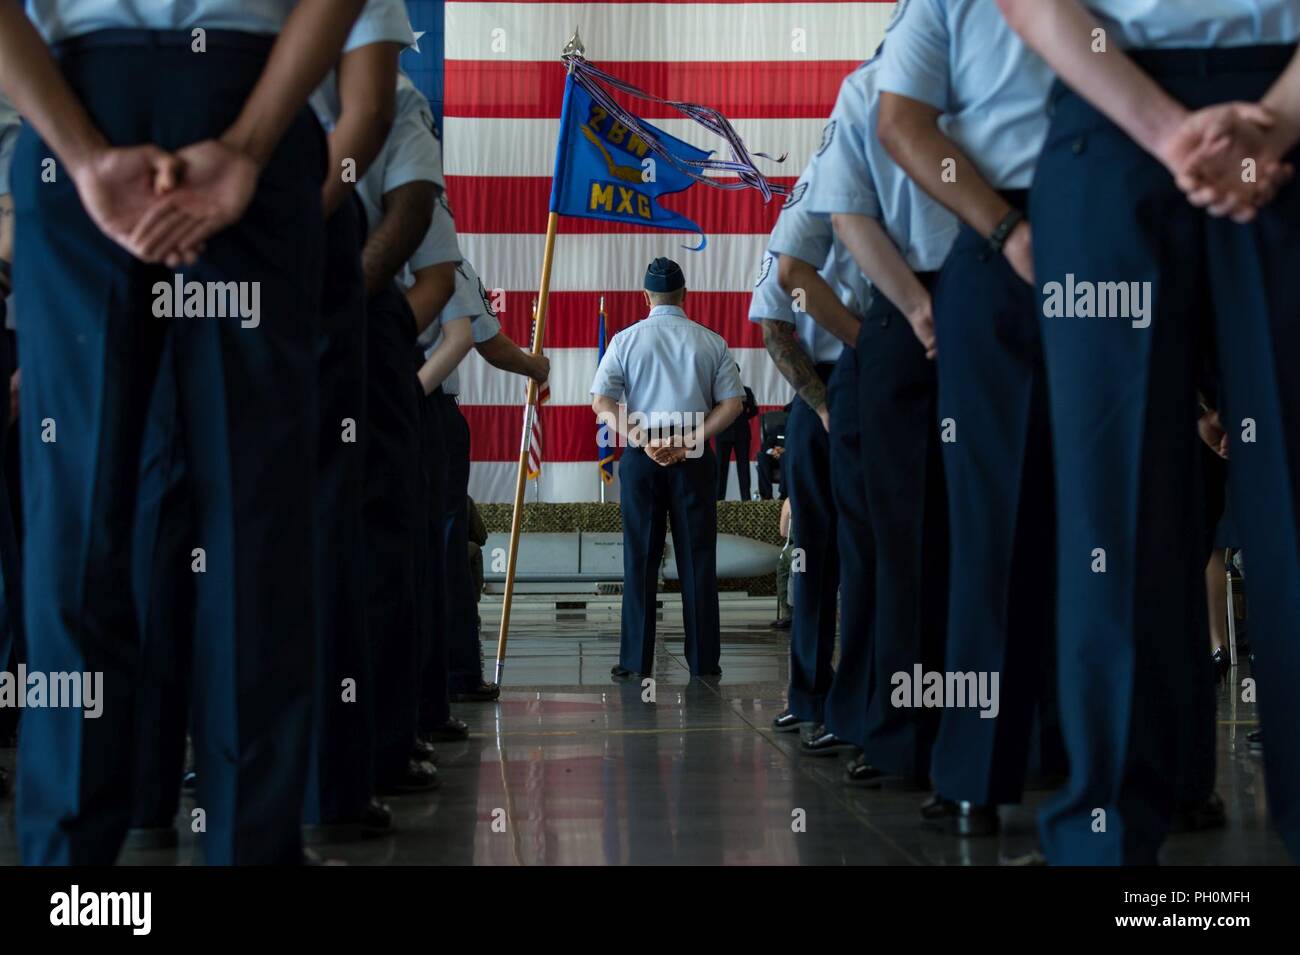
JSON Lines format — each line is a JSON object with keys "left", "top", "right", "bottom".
{"left": 562, "top": 52, "right": 789, "bottom": 203}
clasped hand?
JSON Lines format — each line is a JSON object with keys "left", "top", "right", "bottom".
{"left": 71, "top": 138, "right": 261, "bottom": 268}
{"left": 646, "top": 435, "right": 690, "bottom": 467}
{"left": 1163, "top": 101, "right": 1297, "bottom": 223}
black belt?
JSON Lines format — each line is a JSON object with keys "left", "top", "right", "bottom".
{"left": 1132, "top": 43, "right": 1297, "bottom": 78}
{"left": 914, "top": 270, "right": 940, "bottom": 292}
{"left": 814, "top": 362, "right": 837, "bottom": 382}
{"left": 54, "top": 28, "right": 277, "bottom": 58}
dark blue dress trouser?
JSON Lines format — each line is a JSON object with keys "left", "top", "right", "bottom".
{"left": 1033, "top": 46, "right": 1300, "bottom": 864}
{"left": 13, "top": 30, "right": 324, "bottom": 865}
{"left": 929, "top": 219, "right": 1063, "bottom": 807}
{"left": 303, "top": 194, "right": 373, "bottom": 824}
{"left": 434, "top": 393, "right": 484, "bottom": 692}
{"left": 364, "top": 288, "right": 423, "bottom": 780}
{"left": 418, "top": 385, "right": 451, "bottom": 732}
{"left": 619, "top": 445, "right": 720, "bottom": 676}
{"left": 130, "top": 343, "right": 193, "bottom": 831}
{"left": 0, "top": 305, "right": 20, "bottom": 679}
{"left": 823, "top": 350, "right": 876, "bottom": 748}
{"left": 855, "top": 291, "right": 948, "bottom": 780}
{"left": 783, "top": 366, "right": 839, "bottom": 723}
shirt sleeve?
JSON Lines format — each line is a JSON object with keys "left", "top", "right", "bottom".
{"left": 748, "top": 252, "right": 795, "bottom": 326}
{"left": 381, "top": 86, "right": 442, "bottom": 196}
{"left": 590, "top": 336, "right": 627, "bottom": 400}
{"left": 805, "top": 76, "right": 882, "bottom": 219}
{"left": 344, "top": 0, "right": 415, "bottom": 52}
{"left": 712, "top": 346, "right": 746, "bottom": 403}
{"left": 877, "top": 0, "right": 952, "bottom": 112}
{"left": 768, "top": 172, "right": 835, "bottom": 269}
{"left": 409, "top": 196, "right": 461, "bottom": 271}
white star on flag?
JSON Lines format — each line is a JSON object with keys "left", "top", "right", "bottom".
{"left": 410, "top": 28, "right": 426, "bottom": 53}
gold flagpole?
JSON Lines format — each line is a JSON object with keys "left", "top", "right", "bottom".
{"left": 494, "top": 238, "right": 554, "bottom": 686}
{"left": 495, "top": 24, "right": 581, "bottom": 685}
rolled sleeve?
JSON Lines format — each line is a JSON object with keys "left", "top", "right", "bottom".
{"left": 877, "top": 0, "right": 952, "bottom": 112}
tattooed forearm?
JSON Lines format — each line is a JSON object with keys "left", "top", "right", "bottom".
{"left": 762, "top": 320, "right": 827, "bottom": 411}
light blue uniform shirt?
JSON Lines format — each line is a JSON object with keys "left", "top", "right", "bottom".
{"left": 1083, "top": 0, "right": 1300, "bottom": 48}
{"left": 0, "top": 91, "right": 19, "bottom": 198}
{"left": 418, "top": 260, "right": 501, "bottom": 396}
{"left": 409, "top": 194, "right": 462, "bottom": 272}
{"left": 26, "top": 1, "right": 301, "bottom": 42}
{"left": 591, "top": 305, "right": 745, "bottom": 417}
{"left": 764, "top": 160, "right": 871, "bottom": 362}
{"left": 805, "top": 58, "right": 958, "bottom": 274}
{"left": 746, "top": 245, "right": 845, "bottom": 366}
{"left": 878, "top": 0, "right": 1055, "bottom": 191}
{"left": 311, "top": 0, "right": 414, "bottom": 131}
{"left": 357, "top": 71, "right": 443, "bottom": 236}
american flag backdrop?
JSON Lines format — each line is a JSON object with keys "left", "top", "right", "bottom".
{"left": 442, "top": 1, "right": 897, "bottom": 502}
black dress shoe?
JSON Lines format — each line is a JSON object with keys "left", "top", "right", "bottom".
{"left": 1212, "top": 647, "right": 1230, "bottom": 683}
{"left": 799, "top": 725, "right": 855, "bottom": 757}
{"left": 920, "top": 794, "right": 998, "bottom": 836}
{"left": 181, "top": 770, "right": 198, "bottom": 793}
{"left": 304, "top": 797, "right": 396, "bottom": 845}
{"left": 1171, "top": 792, "right": 1227, "bottom": 834}
{"left": 772, "top": 710, "right": 805, "bottom": 733}
{"left": 376, "top": 759, "right": 440, "bottom": 795}
{"left": 843, "top": 753, "right": 886, "bottom": 788}
{"left": 610, "top": 665, "right": 636, "bottom": 680}
{"left": 412, "top": 737, "right": 440, "bottom": 765}
{"left": 363, "top": 798, "right": 393, "bottom": 835}
{"left": 452, "top": 681, "right": 501, "bottom": 703}
{"left": 695, "top": 665, "right": 722, "bottom": 677}
{"left": 423, "top": 717, "right": 470, "bottom": 743}
{"left": 1247, "top": 728, "right": 1263, "bottom": 752}
{"left": 769, "top": 618, "right": 791, "bottom": 631}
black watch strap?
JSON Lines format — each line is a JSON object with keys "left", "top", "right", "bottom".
{"left": 984, "top": 208, "right": 1025, "bottom": 260}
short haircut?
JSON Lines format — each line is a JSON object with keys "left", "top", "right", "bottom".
{"left": 647, "top": 287, "right": 686, "bottom": 307}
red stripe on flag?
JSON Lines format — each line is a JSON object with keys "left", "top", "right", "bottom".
{"left": 445, "top": 175, "right": 792, "bottom": 235}
{"left": 444, "top": 60, "right": 859, "bottom": 119}
{"left": 487, "top": 291, "right": 768, "bottom": 349}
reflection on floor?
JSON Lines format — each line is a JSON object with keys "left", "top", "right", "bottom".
{"left": 0, "top": 599, "right": 1288, "bottom": 865}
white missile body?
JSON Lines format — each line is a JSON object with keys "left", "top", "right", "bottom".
{"left": 482, "top": 531, "right": 781, "bottom": 587}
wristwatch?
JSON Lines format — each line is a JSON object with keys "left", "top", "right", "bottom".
{"left": 983, "top": 209, "right": 1025, "bottom": 261}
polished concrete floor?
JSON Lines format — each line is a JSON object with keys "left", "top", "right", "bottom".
{"left": 0, "top": 597, "right": 1289, "bottom": 865}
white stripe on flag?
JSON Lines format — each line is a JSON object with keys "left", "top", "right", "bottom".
{"left": 445, "top": 2, "right": 894, "bottom": 62}
{"left": 458, "top": 233, "right": 769, "bottom": 293}
{"left": 443, "top": 117, "right": 826, "bottom": 178}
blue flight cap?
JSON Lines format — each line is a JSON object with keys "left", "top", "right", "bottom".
{"left": 645, "top": 257, "right": 685, "bottom": 293}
